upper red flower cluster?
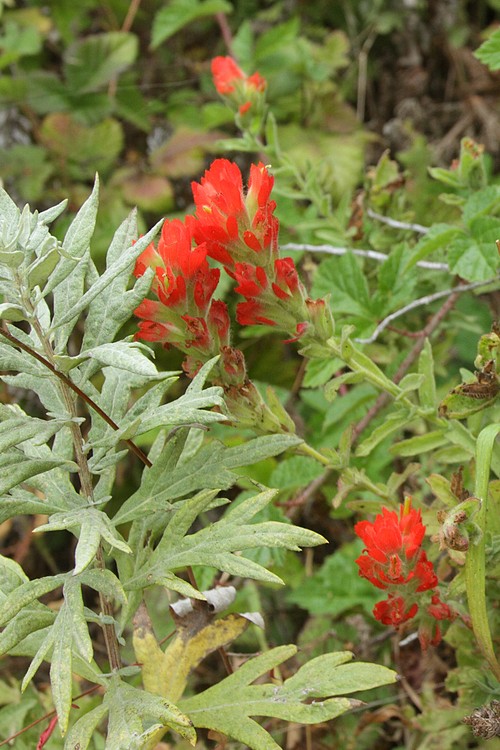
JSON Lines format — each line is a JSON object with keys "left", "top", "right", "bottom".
{"left": 355, "top": 500, "right": 455, "bottom": 647}
{"left": 211, "top": 56, "right": 266, "bottom": 115}
{"left": 187, "top": 159, "right": 332, "bottom": 342}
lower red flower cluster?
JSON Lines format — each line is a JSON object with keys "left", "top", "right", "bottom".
{"left": 355, "top": 500, "right": 455, "bottom": 648}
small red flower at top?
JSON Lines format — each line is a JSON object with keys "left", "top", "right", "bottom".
{"left": 355, "top": 499, "right": 455, "bottom": 646}
{"left": 211, "top": 56, "right": 266, "bottom": 115}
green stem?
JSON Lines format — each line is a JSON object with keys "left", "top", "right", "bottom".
{"left": 466, "top": 423, "right": 500, "bottom": 681}
{"left": 298, "top": 441, "right": 331, "bottom": 466}
{"left": 327, "top": 335, "right": 408, "bottom": 402}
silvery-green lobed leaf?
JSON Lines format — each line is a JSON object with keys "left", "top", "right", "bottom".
{"left": 128, "top": 489, "right": 326, "bottom": 590}
{"left": 50, "top": 216, "right": 163, "bottom": 335}
{"left": 102, "top": 677, "right": 196, "bottom": 749}
{"left": 181, "top": 646, "right": 396, "bottom": 750}
{"left": 51, "top": 178, "right": 100, "bottom": 351}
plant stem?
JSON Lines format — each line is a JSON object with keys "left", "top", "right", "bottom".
{"left": 466, "top": 423, "right": 500, "bottom": 681}
{"left": 0, "top": 324, "right": 151, "bottom": 467}
{"left": 24, "top": 315, "right": 123, "bottom": 672}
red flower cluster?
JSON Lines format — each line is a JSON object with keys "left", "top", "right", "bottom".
{"left": 189, "top": 159, "right": 333, "bottom": 343}
{"left": 133, "top": 218, "right": 230, "bottom": 377}
{"left": 211, "top": 56, "right": 266, "bottom": 115}
{"left": 355, "top": 500, "right": 455, "bottom": 647}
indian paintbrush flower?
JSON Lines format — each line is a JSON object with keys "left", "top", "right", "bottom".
{"left": 189, "top": 159, "right": 334, "bottom": 344}
{"left": 211, "top": 56, "right": 267, "bottom": 117}
{"left": 355, "top": 498, "right": 455, "bottom": 647}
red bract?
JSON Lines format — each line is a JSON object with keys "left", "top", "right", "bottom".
{"left": 211, "top": 56, "right": 266, "bottom": 95}
{"left": 133, "top": 218, "right": 230, "bottom": 364}
{"left": 134, "top": 219, "right": 219, "bottom": 317}
{"left": 189, "top": 159, "right": 279, "bottom": 268}
{"left": 211, "top": 56, "right": 266, "bottom": 115}
{"left": 355, "top": 505, "right": 425, "bottom": 570}
{"left": 355, "top": 500, "right": 454, "bottom": 644}
{"left": 373, "top": 595, "right": 418, "bottom": 626}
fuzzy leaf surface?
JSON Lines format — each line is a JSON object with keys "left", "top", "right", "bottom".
{"left": 181, "top": 646, "right": 396, "bottom": 749}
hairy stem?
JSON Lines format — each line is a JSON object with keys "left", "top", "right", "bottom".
{"left": 0, "top": 324, "right": 151, "bottom": 467}
{"left": 13, "top": 313, "right": 123, "bottom": 672}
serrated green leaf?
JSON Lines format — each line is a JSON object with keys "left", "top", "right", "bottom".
{"left": 288, "top": 540, "right": 379, "bottom": 617}
{"left": 463, "top": 185, "right": 500, "bottom": 224}
{"left": 269, "top": 455, "right": 324, "bottom": 489}
{"left": 64, "top": 32, "right": 138, "bottom": 93}
{"left": 151, "top": 0, "right": 232, "bottom": 48}
{"left": 448, "top": 216, "right": 500, "bottom": 281}
{"left": 312, "top": 252, "right": 373, "bottom": 319}
{"left": 475, "top": 28, "right": 500, "bottom": 70}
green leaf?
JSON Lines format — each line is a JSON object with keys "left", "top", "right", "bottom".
{"left": 355, "top": 410, "right": 412, "bottom": 457}
{"left": 151, "top": 0, "right": 232, "bottom": 48}
{"left": 269, "top": 455, "right": 324, "bottom": 489}
{"left": 131, "top": 489, "right": 325, "bottom": 590}
{"left": 222, "top": 433, "right": 303, "bottom": 468}
{"left": 22, "top": 580, "right": 94, "bottom": 732}
{"left": 0, "top": 452, "right": 76, "bottom": 495}
{"left": 312, "top": 252, "right": 373, "bottom": 319}
{"left": 64, "top": 32, "right": 138, "bottom": 93}
{"left": 79, "top": 210, "right": 153, "bottom": 361}
{"left": 51, "top": 218, "right": 162, "bottom": 334}
{"left": 418, "top": 338, "right": 437, "bottom": 410}
{"left": 0, "top": 574, "right": 66, "bottom": 627}
{"left": 405, "top": 223, "right": 462, "bottom": 270}
{"left": 448, "top": 217, "right": 500, "bottom": 282}
{"left": 84, "top": 342, "right": 159, "bottom": 376}
{"left": 391, "top": 429, "right": 449, "bottom": 457}
{"left": 34, "top": 508, "right": 131, "bottom": 573}
{"left": 104, "top": 677, "right": 196, "bottom": 748}
{"left": 113, "top": 442, "right": 236, "bottom": 526}
{"left": 0, "top": 409, "right": 68, "bottom": 452}
{"left": 64, "top": 703, "right": 108, "bottom": 750}
{"left": 475, "top": 28, "right": 500, "bottom": 70}
{"left": 79, "top": 568, "right": 127, "bottom": 606}
{"left": 50, "top": 177, "right": 99, "bottom": 350}
{"left": 463, "top": 185, "right": 500, "bottom": 224}
{"left": 288, "top": 540, "right": 380, "bottom": 617}
{"left": 181, "top": 645, "right": 395, "bottom": 749}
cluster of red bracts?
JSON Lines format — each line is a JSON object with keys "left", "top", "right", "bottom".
{"left": 355, "top": 500, "right": 455, "bottom": 648}
{"left": 133, "top": 157, "right": 333, "bottom": 380}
